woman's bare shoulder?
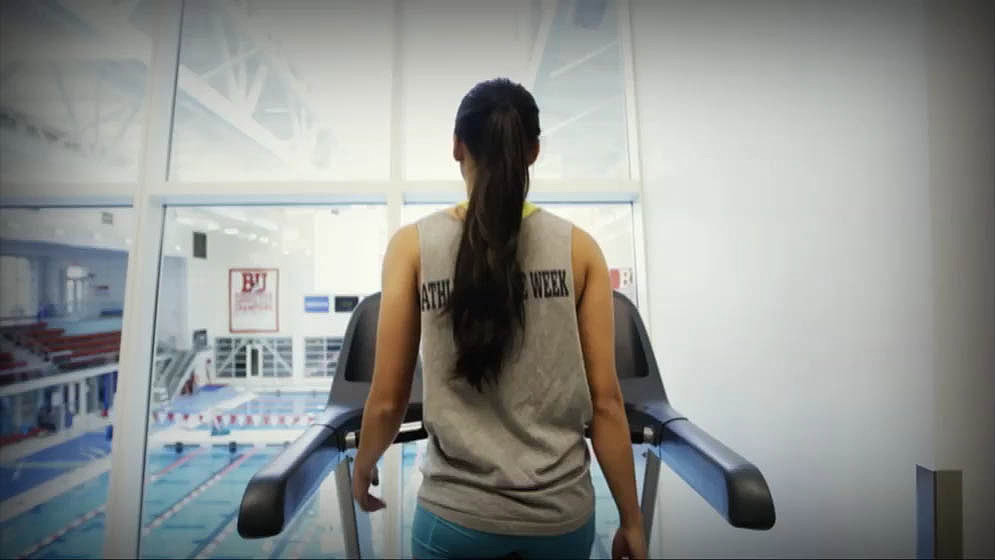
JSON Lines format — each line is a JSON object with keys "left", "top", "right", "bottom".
{"left": 570, "top": 225, "right": 605, "bottom": 303}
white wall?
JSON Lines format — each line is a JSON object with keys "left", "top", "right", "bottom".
{"left": 0, "top": 239, "right": 129, "bottom": 318}
{"left": 163, "top": 207, "right": 387, "bottom": 380}
{"left": 173, "top": 226, "right": 319, "bottom": 379}
{"left": 156, "top": 256, "right": 188, "bottom": 350}
{"left": 632, "top": 0, "right": 946, "bottom": 556}
{"left": 925, "top": 1, "right": 995, "bottom": 557}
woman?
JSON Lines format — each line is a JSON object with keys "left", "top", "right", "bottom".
{"left": 352, "top": 78, "right": 647, "bottom": 560}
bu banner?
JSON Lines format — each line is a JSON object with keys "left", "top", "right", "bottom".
{"left": 230, "top": 268, "right": 279, "bottom": 332}
{"left": 610, "top": 267, "right": 637, "bottom": 304}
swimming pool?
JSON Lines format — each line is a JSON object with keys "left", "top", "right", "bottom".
{"left": 2, "top": 384, "right": 651, "bottom": 559}
{"left": 1, "top": 386, "right": 370, "bottom": 559}
{"left": 1, "top": 446, "right": 354, "bottom": 559}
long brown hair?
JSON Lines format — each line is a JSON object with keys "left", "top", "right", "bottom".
{"left": 446, "top": 78, "right": 540, "bottom": 391}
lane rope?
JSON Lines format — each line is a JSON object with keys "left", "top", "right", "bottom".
{"left": 194, "top": 517, "right": 238, "bottom": 560}
{"left": 151, "top": 411, "right": 317, "bottom": 428}
{"left": 17, "top": 446, "right": 210, "bottom": 558}
{"left": 18, "top": 504, "right": 105, "bottom": 559}
{"left": 142, "top": 448, "right": 259, "bottom": 535}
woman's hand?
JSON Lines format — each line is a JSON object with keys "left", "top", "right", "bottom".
{"left": 611, "top": 523, "right": 648, "bottom": 560}
{"left": 352, "top": 463, "right": 386, "bottom": 512}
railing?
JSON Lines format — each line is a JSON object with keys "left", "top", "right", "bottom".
{"left": 164, "top": 351, "right": 197, "bottom": 399}
{"left": 151, "top": 350, "right": 203, "bottom": 405}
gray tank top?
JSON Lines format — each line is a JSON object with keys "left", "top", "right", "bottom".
{"left": 415, "top": 207, "right": 594, "bottom": 536}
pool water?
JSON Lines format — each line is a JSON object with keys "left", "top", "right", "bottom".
{"left": 1, "top": 446, "right": 353, "bottom": 559}
{"left": 226, "top": 394, "right": 326, "bottom": 416}
{"left": 3, "top": 385, "right": 652, "bottom": 559}
{"left": 0, "top": 432, "right": 111, "bottom": 501}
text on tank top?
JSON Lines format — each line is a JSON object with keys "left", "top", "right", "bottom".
{"left": 415, "top": 207, "right": 594, "bottom": 536}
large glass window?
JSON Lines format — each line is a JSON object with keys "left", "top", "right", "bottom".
{"left": 169, "top": 1, "right": 394, "bottom": 182}
{"left": 1, "top": 1, "right": 642, "bottom": 556}
{"left": 140, "top": 204, "right": 388, "bottom": 558}
{"left": 0, "top": 207, "right": 133, "bottom": 559}
{"left": 402, "top": 0, "right": 629, "bottom": 181}
{"left": 532, "top": 0, "right": 629, "bottom": 180}
{"left": 543, "top": 202, "right": 638, "bottom": 303}
{"left": 0, "top": 1, "right": 152, "bottom": 183}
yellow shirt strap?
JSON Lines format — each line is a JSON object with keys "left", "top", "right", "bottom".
{"left": 457, "top": 200, "right": 539, "bottom": 218}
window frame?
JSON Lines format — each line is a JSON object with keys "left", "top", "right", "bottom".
{"left": 0, "top": 2, "right": 650, "bottom": 557}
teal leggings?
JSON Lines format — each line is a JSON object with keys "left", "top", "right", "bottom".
{"left": 411, "top": 504, "right": 595, "bottom": 559}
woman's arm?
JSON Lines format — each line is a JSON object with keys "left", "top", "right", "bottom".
{"left": 353, "top": 224, "right": 422, "bottom": 512}
{"left": 574, "top": 228, "right": 647, "bottom": 558}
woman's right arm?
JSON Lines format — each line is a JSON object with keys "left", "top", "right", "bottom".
{"left": 574, "top": 228, "right": 648, "bottom": 559}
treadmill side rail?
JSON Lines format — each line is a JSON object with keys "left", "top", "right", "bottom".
{"left": 655, "top": 418, "right": 776, "bottom": 530}
{"left": 237, "top": 424, "right": 344, "bottom": 538}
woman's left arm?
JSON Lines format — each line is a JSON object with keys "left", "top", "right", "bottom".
{"left": 353, "top": 224, "right": 422, "bottom": 512}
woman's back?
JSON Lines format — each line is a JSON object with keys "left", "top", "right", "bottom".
{"left": 416, "top": 207, "right": 595, "bottom": 536}
{"left": 351, "top": 77, "right": 645, "bottom": 559}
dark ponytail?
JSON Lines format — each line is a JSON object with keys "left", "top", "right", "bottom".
{"left": 446, "top": 78, "right": 541, "bottom": 391}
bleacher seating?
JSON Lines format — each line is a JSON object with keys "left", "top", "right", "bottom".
{"left": 0, "top": 350, "right": 28, "bottom": 374}
{"left": 0, "top": 426, "right": 42, "bottom": 446}
{"left": 0, "top": 321, "right": 122, "bottom": 376}
{"left": 29, "top": 332, "right": 118, "bottom": 363}
{"left": 0, "top": 336, "right": 47, "bottom": 386}
{"left": 26, "top": 329, "right": 66, "bottom": 343}
{"left": 1, "top": 322, "right": 47, "bottom": 342}
{"left": 0, "top": 321, "right": 124, "bottom": 448}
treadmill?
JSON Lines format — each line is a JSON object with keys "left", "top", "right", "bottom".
{"left": 236, "top": 292, "right": 775, "bottom": 557}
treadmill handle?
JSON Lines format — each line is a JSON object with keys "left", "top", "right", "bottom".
{"left": 655, "top": 418, "right": 776, "bottom": 530}
{"left": 237, "top": 424, "right": 343, "bottom": 538}
{"left": 237, "top": 419, "right": 428, "bottom": 538}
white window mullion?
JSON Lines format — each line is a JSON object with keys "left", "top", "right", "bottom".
{"left": 103, "top": 0, "right": 183, "bottom": 557}
{"left": 381, "top": 3, "right": 405, "bottom": 557}
{"left": 618, "top": 0, "right": 659, "bottom": 555}
{"left": 618, "top": 0, "right": 643, "bottom": 184}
